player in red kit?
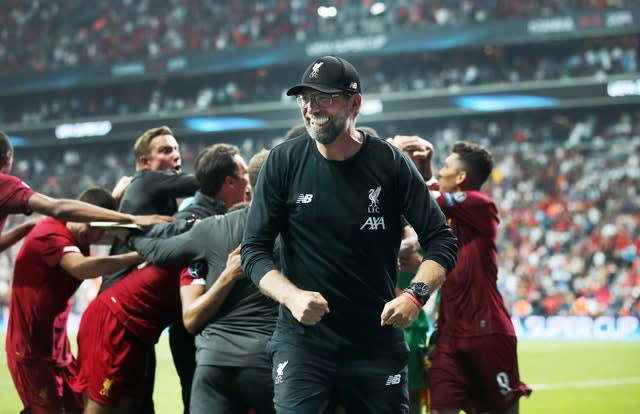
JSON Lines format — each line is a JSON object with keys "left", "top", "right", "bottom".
{"left": 71, "top": 262, "right": 185, "bottom": 413}
{"left": 394, "top": 139, "right": 532, "bottom": 414}
{"left": 390, "top": 136, "right": 531, "bottom": 414}
{"left": 5, "top": 188, "right": 145, "bottom": 414}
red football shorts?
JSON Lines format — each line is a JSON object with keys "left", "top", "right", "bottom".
{"left": 429, "top": 334, "right": 532, "bottom": 412}
{"left": 70, "top": 298, "right": 149, "bottom": 406}
{"left": 7, "top": 356, "right": 83, "bottom": 414}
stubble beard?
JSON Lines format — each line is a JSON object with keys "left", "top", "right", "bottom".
{"left": 306, "top": 112, "right": 348, "bottom": 146}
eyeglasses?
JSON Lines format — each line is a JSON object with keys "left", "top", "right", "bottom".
{"left": 296, "top": 93, "right": 342, "bottom": 108}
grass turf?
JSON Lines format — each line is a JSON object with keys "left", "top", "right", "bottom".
{"left": 1, "top": 335, "right": 639, "bottom": 413}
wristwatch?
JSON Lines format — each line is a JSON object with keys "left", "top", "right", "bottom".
{"left": 404, "top": 282, "right": 431, "bottom": 306}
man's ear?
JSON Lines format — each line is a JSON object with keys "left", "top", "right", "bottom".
{"left": 455, "top": 170, "right": 467, "bottom": 186}
{"left": 138, "top": 155, "right": 150, "bottom": 168}
{"left": 352, "top": 94, "right": 363, "bottom": 112}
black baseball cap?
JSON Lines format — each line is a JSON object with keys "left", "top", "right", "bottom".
{"left": 286, "top": 56, "right": 362, "bottom": 96}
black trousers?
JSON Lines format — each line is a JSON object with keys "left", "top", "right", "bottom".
{"left": 140, "top": 347, "right": 156, "bottom": 414}
{"left": 169, "top": 320, "right": 197, "bottom": 414}
{"left": 190, "top": 364, "right": 275, "bottom": 414}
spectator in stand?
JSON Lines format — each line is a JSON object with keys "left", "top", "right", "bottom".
{"left": 3, "top": 33, "right": 638, "bottom": 125}
{"left": 2, "top": 0, "right": 635, "bottom": 76}
{"left": 5, "top": 188, "right": 145, "bottom": 414}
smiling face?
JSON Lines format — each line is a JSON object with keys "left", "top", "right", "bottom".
{"left": 438, "top": 152, "right": 467, "bottom": 193}
{"left": 298, "top": 89, "right": 352, "bottom": 145}
{"left": 141, "top": 134, "right": 182, "bottom": 173}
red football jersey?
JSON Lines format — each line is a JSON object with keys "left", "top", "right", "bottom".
{"left": 0, "top": 173, "right": 35, "bottom": 232}
{"left": 6, "top": 218, "right": 86, "bottom": 365}
{"left": 99, "top": 263, "right": 183, "bottom": 344}
{"left": 435, "top": 190, "right": 515, "bottom": 337}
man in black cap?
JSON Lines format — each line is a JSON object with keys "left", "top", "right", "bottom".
{"left": 241, "top": 55, "right": 458, "bottom": 413}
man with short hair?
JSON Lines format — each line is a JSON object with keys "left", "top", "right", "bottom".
{"left": 429, "top": 141, "right": 531, "bottom": 414}
{"left": 151, "top": 142, "right": 251, "bottom": 414}
{"left": 129, "top": 148, "right": 274, "bottom": 414}
{"left": 393, "top": 137, "right": 532, "bottom": 414}
{"left": 241, "top": 56, "right": 458, "bottom": 413}
{"left": 100, "top": 125, "right": 198, "bottom": 414}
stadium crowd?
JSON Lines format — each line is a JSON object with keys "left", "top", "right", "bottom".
{"left": 1, "top": 0, "right": 635, "bottom": 75}
{"left": 1, "top": 108, "right": 638, "bottom": 320}
{"left": 2, "top": 33, "right": 638, "bottom": 125}
{"left": 2, "top": 2, "right": 638, "bottom": 412}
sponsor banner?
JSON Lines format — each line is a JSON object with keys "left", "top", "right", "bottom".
{"left": 513, "top": 315, "right": 640, "bottom": 340}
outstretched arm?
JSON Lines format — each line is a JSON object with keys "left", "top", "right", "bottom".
{"left": 128, "top": 220, "right": 207, "bottom": 266}
{"left": 27, "top": 192, "right": 172, "bottom": 227}
{"left": 0, "top": 218, "right": 39, "bottom": 253}
{"left": 59, "top": 251, "right": 144, "bottom": 280}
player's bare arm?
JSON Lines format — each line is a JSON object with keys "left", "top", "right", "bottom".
{"left": 59, "top": 251, "right": 143, "bottom": 280}
{"left": 27, "top": 192, "right": 173, "bottom": 226}
{"left": 0, "top": 218, "right": 40, "bottom": 253}
{"left": 181, "top": 246, "right": 245, "bottom": 334}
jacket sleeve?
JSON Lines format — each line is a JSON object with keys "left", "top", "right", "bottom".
{"left": 144, "top": 171, "right": 199, "bottom": 198}
{"left": 241, "top": 152, "right": 286, "bottom": 286}
{"left": 128, "top": 220, "right": 207, "bottom": 266}
{"left": 139, "top": 218, "right": 193, "bottom": 239}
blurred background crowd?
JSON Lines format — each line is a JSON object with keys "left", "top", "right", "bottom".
{"left": 1, "top": 0, "right": 638, "bottom": 321}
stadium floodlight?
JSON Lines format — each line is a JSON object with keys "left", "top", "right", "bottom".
{"left": 370, "top": 2, "right": 386, "bottom": 16}
{"left": 317, "top": 6, "right": 338, "bottom": 18}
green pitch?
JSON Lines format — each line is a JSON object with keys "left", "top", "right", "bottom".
{"left": 1, "top": 335, "right": 639, "bottom": 413}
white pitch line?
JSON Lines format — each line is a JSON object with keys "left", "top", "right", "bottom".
{"left": 532, "top": 377, "right": 640, "bottom": 391}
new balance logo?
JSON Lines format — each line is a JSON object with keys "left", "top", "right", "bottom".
{"left": 296, "top": 194, "right": 314, "bottom": 204}
{"left": 360, "top": 216, "right": 386, "bottom": 230}
{"left": 385, "top": 374, "right": 402, "bottom": 386}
